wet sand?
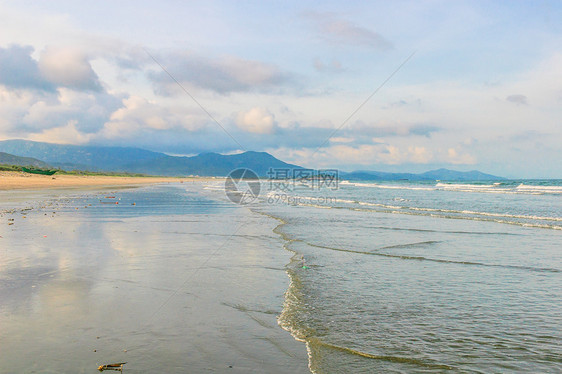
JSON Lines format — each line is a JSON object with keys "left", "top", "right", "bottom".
{"left": 0, "top": 171, "right": 218, "bottom": 190}
{"left": 0, "top": 183, "right": 308, "bottom": 373}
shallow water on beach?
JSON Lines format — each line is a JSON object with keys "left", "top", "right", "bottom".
{"left": 0, "top": 184, "right": 307, "bottom": 373}
{"left": 255, "top": 179, "right": 562, "bottom": 373}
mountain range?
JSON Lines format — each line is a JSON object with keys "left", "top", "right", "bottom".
{"left": 0, "top": 139, "right": 162, "bottom": 172}
{"left": 341, "top": 169, "right": 503, "bottom": 181}
{"left": 0, "top": 139, "right": 504, "bottom": 180}
{"left": 0, "top": 151, "right": 51, "bottom": 168}
{"left": 0, "top": 140, "right": 301, "bottom": 177}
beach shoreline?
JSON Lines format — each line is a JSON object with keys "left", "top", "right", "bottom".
{"left": 0, "top": 170, "right": 221, "bottom": 191}
{"left": 0, "top": 182, "right": 309, "bottom": 373}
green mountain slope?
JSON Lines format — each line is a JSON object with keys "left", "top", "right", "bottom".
{"left": 0, "top": 139, "right": 163, "bottom": 171}
{"left": 125, "top": 151, "right": 302, "bottom": 176}
{"left": 0, "top": 140, "right": 302, "bottom": 176}
{"left": 0, "top": 152, "right": 51, "bottom": 168}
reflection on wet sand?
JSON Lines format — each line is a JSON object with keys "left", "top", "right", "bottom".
{"left": 1, "top": 184, "right": 308, "bottom": 373}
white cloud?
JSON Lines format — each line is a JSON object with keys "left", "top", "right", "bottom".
{"left": 38, "top": 46, "right": 102, "bottom": 91}
{"left": 270, "top": 143, "right": 434, "bottom": 168}
{"left": 0, "top": 83, "right": 121, "bottom": 139}
{"left": 0, "top": 45, "right": 54, "bottom": 90}
{"left": 306, "top": 12, "right": 393, "bottom": 50}
{"left": 23, "top": 88, "right": 119, "bottom": 132}
{"left": 148, "top": 52, "right": 291, "bottom": 95}
{"left": 98, "top": 95, "right": 206, "bottom": 140}
{"left": 506, "top": 94, "right": 528, "bottom": 106}
{"left": 29, "top": 120, "right": 93, "bottom": 144}
{"left": 447, "top": 147, "right": 476, "bottom": 165}
{"left": 0, "top": 85, "right": 37, "bottom": 133}
{"left": 408, "top": 146, "right": 433, "bottom": 163}
{"left": 235, "top": 107, "right": 276, "bottom": 134}
{"left": 313, "top": 58, "right": 343, "bottom": 72}
{"left": 330, "top": 137, "right": 354, "bottom": 143}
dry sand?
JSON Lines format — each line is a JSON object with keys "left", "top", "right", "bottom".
{"left": 0, "top": 171, "right": 219, "bottom": 190}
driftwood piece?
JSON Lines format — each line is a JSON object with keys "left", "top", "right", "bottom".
{"left": 98, "top": 362, "right": 127, "bottom": 372}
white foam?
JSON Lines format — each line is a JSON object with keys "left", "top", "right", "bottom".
{"left": 434, "top": 182, "right": 559, "bottom": 195}
{"left": 516, "top": 184, "right": 562, "bottom": 193}
{"left": 436, "top": 183, "right": 497, "bottom": 189}
{"left": 276, "top": 193, "right": 561, "bottom": 222}
{"left": 345, "top": 182, "right": 436, "bottom": 191}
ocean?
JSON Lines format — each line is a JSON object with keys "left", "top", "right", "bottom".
{"left": 245, "top": 179, "right": 561, "bottom": 373}
{"left": 1, "top": 179, "right": 560, "bottom": 373}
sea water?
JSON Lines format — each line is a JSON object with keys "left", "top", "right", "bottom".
{"left": 2, "top": 180, "right": 560, "bottom": 373}
{"left": 250, "top": 179, "right": 561, "bottom": 373}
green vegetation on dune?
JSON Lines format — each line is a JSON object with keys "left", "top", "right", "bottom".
{"left": 0, "top": 164, "right": 22, "bottom": 172}
{"left": 0, "top": 163, "right": 160, "bottom": 177}
{"left": 56, "top": 169, "right": 157, "bottom": 177}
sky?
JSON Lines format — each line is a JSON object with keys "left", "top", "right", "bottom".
{"left": 0, "top": 0, "right": 560, "bottom": 178}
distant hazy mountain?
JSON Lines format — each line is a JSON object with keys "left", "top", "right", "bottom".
{"left": 125, "top": 151, "right": 302, "bottom": 176}
{"left": 341, "top": 171, "right": 423, "bottom": 181}
{"left": 0, "top": 151, "right": 51, "bottom": 168}
{"left": 0, "top": 139, "right": 162, "bottom": 171}
{"left": 342, "top": 168, "right": 504, "bottom": 181}
{"left": 0, "top": 140, "right": 301, "bottom": 176}
{"left": 418, "top": 168, "right": 503, "bottom": 181}
{"left": 0, "top": 140, "right": 503, "bottom": 180}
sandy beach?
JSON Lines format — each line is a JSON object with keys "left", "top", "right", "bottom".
{"left": 0, "top": 170, "right": 219, "bottom": 191}
{"left": 0, "top": 182, "right": 308, "bottom": 373}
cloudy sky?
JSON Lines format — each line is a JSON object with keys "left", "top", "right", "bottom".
{"left": 0, "top": 0, "right": 560, "bottom": 178}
